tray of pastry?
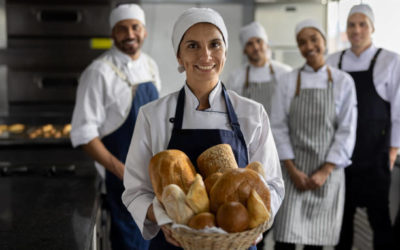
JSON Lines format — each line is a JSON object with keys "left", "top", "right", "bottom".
{"left": 0, "top": 123, "right": 71, "bottom": 145}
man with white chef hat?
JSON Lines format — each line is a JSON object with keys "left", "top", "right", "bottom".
{"left": 326, "top": 4, "right": 399, "bottom": 250}
{"left": 227, "top": 21, "right": 291, "bottom": 115}
{"left": 70, "top": 3, "right": 161, "bottom": 250}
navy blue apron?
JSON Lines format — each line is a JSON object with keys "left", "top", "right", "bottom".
{"left": 102, "top": 82, "right": 158, "bottom": 250}
{"left": 149, "top": 84, "right": 255, "bottom": 250}
{"left": 336, "top": 49, "right": 394, "bottom": 250}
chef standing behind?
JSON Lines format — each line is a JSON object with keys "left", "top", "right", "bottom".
{"left": 122, "top": 7, "right": 284, "bottom": 250}
{"left": 270, "top": 19, "right": 357, "bottom": 250}
{"left": 70, "top": 4, "right": 161, "bottom": 250}
{"left": 326, "top": 4, "right": 400, "bottom": 250}
{"left": 226, "top": 22, "right": 291, "bottom": 115}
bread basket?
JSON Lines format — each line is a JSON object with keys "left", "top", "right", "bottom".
{"left": 165, "top": 218, "right": 273, "bottom": 250}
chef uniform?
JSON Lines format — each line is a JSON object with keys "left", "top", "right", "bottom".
{"left": 326, "top": 5, "right": 400, "bottom": 250}
{"left": 122, "top": 8, "right": 285, "bottom": 250}
{"left": 270, "top": 20, "right": 357, "bottom": 248}
{"left": 71, "top": 4, "right": 161, "bottom": 250}
{"left": 227, "top": 22, "right": 291, "bottom": 115}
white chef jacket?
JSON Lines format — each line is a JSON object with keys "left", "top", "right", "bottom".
{"left": 226, "top": 60, "right": 292, "bottom": 95}
{"left": 122, "top": 81, "right": 285, "bottom": 240}
{"left": 270, "top": 64, "right": 358, "bottom": 168}
{"left": 326, "top": 44, "right": 400, "bottom": 148}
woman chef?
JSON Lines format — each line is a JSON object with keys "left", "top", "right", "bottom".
{"left": 270, "top": 19, "right": 357, "bottom": 250}
{"left": 121, "top": 7, "right": 285, "bottom": 250}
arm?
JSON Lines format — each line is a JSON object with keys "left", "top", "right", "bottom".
{"left": 325, "top": 73, "right": 358, "bottom": 169}
{"left": 81, "top": 137, "right": 124, "bottom": 179}
{"left": 389, "top": 55, "right": 400, "bottom": 169}
{"left": 390, "top": 147, "right": 399, "bottom": 170}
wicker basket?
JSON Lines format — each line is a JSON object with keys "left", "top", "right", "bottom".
{"left": 166, "top": 219, "right": 272, "bottom": 250}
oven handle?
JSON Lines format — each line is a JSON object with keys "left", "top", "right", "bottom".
{"left": 35, "top": 9, "right": 83, "bottom": 23}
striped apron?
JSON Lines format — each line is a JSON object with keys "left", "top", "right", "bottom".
{"left": 274, "top": 66, "right": 345, "bottom": 246}
{"left": 242, "top": 63, "right": 276, "bottom": 115}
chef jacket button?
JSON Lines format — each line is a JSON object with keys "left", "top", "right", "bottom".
{"left": 169, "top": 118, "right": 175, "bottom": 123}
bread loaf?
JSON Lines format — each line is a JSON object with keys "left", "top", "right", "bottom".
{"left": 185, "top": 174, "right": 210, "bottom": 214}
{"left": 246, "top": 161, "right": 266, "bottom": 180}
{"left": 216, "top": 201, "right": 249, "bottom": 233}
{"left": 149, "top": 149, "right": 197, "bottom": 202}
{"left": 187, "top": 212, "right": 216, "bottom": 230}
{"left": 161, "top": 184, "right": 194, "bottom": 225}
{"left": 247, "top": 189, "right": 270, "bottom": 229}
{"left": 209, "top": 168, "right": 271, "bottom": 213}
{"left": 197, "top": 144, "right": 238, "bottom": 178}
{"left": 204, "top": 172, "right": 223, "bottom": 194}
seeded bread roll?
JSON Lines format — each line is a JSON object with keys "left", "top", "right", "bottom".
{"left": 196, "top": 144, "right": 238, "bottom": 178}
{"left": 149, "top": 149, "right": 197, "bottom": 202}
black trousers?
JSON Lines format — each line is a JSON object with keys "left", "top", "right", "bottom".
{"left": 274, "top": 241, "right": 323, "bottom": 250}
{"left": 335, "top": 174, "right": 394, "bottom": 250}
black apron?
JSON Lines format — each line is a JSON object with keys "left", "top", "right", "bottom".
{"left": 149, "top": 84, "right": 254, "bottom": 250}
{"left": 102, "top": 82, "right": 158, "bottom": 250}
{"left": 338, "top": 48, "right": 391, "bottom": 202}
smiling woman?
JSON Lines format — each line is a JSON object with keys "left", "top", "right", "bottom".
{"left": 121, "top": 7, "right": 285, "bottom": 250}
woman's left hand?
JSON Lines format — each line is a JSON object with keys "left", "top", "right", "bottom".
{"left": 252, "top": 233, "right": 263, "bottom": 245}
{"left": 308, "top": 163, "right": 335, "bottom": 189}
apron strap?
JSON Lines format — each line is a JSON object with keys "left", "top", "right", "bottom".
{"left": 244, "top": 63, "right": 275, "bottom": 89}
{"left": 295, "top": 65, "right": 333, "bottom": 97}
{"left": 172, "top": 88, "right": 185, "bottom": 130}
{"left": 368, "top": 48, "right": 383, "bottom": 71}
{"left": 338, "top": 50, "right": 346, "bottom": 70}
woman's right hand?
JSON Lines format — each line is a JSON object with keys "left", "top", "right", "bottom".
{"left": 284, "top": 160, "right": 310, "bottom": 191}
{"left": 161, "top": 225, "right": 181, "bottom": 247}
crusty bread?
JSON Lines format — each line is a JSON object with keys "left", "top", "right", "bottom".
{"left": 149, "top": 149, "right": 197, "bottom": 202}
{"left": 161, "top": 184, "right": 194, "bottom": 225}
{"left": 209, "top": 168, "right": 271, "bottom": 214}
{"left": 196, "top": 144, "right": 238, "bottom": 178}
{"left": 187, "top": 212, "right": 216, "bottom": 230}
{"left": 247, "top": 189, "right": 270, "bottom": 229}
{"left": 216, "top": 201, "right": 249, "bottom": 233}
{"left": 185, "top": 174, "right": 210, "bottom": 214}
{"left": 204, "top": 172, "right": 223, "bottom": 195}
{"left": 246, "top": 161, "right": 266, "bottom": 180}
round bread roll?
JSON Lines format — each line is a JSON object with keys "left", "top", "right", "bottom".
{"left": 161, "top": 184, "right": 194, "bottom": 225}
{"left": 149, "top": 149, "right": 197, "bottom": 202}
{"left": 204, "top": 172, "right": 223, "bottom": 194}
{"left": 196, "top": 144, "right": 238, "bottom": 178}
{"left": 209, "top": 168, "right": 271, "bottom": 213}
{"left": 187, "top": 212, "right": 216, "bottom": 230}
{"left": 217, "top": 201, "right": 249, "bottom": 233}
{"left": 246, "top": 161, "right": 266, "bottom": 180}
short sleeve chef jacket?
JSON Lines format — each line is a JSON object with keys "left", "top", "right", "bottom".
{"left": 270, "top": 65, "right": 357, "bottom": 168}
{"left": 122, "top": 82, "right": 285, "bottom": 240}
{"left": 226, "top": 60, "right": 292, "bottom": 95}
{"left": 326, "top": 44, "right": 400, "bottom": 147}
{"left": 70, "top": 46, "right": 161, "bottom": 148}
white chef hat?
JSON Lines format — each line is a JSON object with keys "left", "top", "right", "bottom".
{"left": 109, "top": 4, "right": 145, "bottom": 29}
{"left": 348, "top": 4, "right": 375, "bottom": 27}
{"left": 239, "top": 21, "right": 268, "bottom": 48}
{"left": 172, "top": 7, "right": 228, "bottom": 55}
{"left": 295, "top": 19, "right": 326, "bottom": 41}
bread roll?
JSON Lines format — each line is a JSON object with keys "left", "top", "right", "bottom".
{"left": 216, "top": 201, "right": 249, "bottom": 233}
{"left": 186, "top": 174, "right": 210, "bottom": 214}
{"left": 161, "top": 184, "right": 194, "bottom": 225}
{"left": 197, "top": 144, "right": 238, "bottom": 178}
{"left": 246, "top": 161, "right": 266, "bottom": 180}
{"left": 204, "top": 172, "right": 223, "bottom": 194}
{"left": 209, "top": 168, "right": 271, "bottom": 213}
{"left": 187, "top": 212, "right": 216, "bottom": 230}
{"left": 247, "top": 189, "right": 270, "bottom": 229}
{"left": 149, "top": 149, "right": 197, "bottom": 202}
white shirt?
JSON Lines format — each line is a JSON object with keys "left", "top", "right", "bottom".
{"left": 226, "top": 60, "right": 292, "bottom": 95}
{"left": 326, "top": 44, "right": 400, "bottom": 147}
{"left": 70, "top": 46, "right": 161, "bottom": 148}
{"left": 122, "top": 82, "right": 285, "bottom": 240}
{"left": 270, "top": 65, "right": 358, "bottom": 168}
